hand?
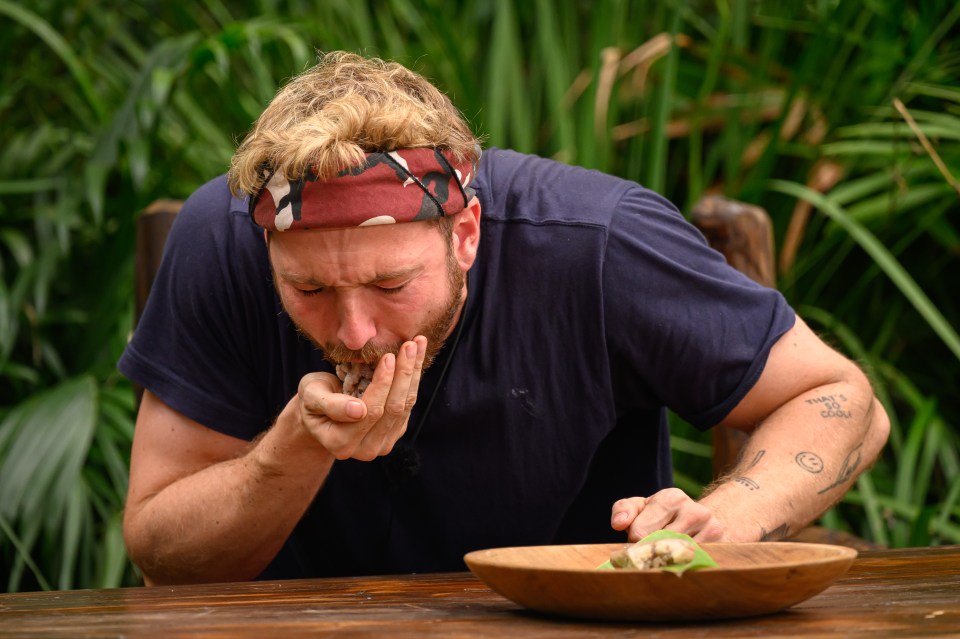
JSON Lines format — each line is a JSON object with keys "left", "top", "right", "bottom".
{"left": 295, "top": 336, "right": 427, "bottom": 461}
{"left": 610, "top": 488, "right": 727, "bottom": 542}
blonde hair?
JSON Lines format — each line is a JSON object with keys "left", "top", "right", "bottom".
{"left": 228, "top": 51, "right": 480, "bottom": 196}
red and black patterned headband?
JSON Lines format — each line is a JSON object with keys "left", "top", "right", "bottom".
{"left": 249, "top": 148, "right": 477, "bottom": 231}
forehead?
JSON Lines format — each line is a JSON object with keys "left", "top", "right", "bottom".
{"left": 268, "top": 221, "right": 443, "bottom": 279}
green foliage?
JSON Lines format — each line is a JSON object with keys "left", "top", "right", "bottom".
{"left": 1, "top": 0, "right": 958, "bottom": 591}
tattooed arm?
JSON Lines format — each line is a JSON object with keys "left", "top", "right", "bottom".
{"left": 611, "top": 315, "right": 890, "bottom": 542}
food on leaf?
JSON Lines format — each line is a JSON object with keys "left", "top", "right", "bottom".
{"left": 610, "top": 537, "right": 696, "bottom": 569}
{"left": 597, "top": 531, "right": 719, "bottom": 573}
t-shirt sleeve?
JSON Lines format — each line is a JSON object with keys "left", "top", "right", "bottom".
{"left": 602, "top": 186, "right": 796, "bottom": 430}
{"left": 118, "top": 177, "right": 279, "bottom": 440}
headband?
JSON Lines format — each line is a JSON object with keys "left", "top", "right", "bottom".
{"left": 249, "top": 148, "right": 477, "bottom": 231}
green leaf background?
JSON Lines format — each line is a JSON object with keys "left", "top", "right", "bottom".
{"left": 1, "top": 0, "right": 958, "bottom": 591}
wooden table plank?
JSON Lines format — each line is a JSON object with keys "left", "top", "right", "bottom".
{"left": 2, "top": 546, "right": 959, "bottom": 638}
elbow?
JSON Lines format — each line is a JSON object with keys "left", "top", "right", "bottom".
{"left": 864, "top": 396, "right": 890, "bottom": 466}
{"left": 122, "top": 504, "right": 161, "bottom": 586}
{"left": 122, "top": 508, "right": 148, "bottom": 583}
{"left": 847, "top": 364, "right": 890, "bottom": 465}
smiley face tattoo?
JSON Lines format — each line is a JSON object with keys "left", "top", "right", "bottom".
{"left": 795, "top": 451, "right": 824, "bottom": 473}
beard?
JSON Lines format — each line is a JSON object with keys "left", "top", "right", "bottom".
{"left": 290, "top": 245, "right": 466, "bottom": 373}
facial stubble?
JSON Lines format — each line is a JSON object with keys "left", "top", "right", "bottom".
{"left": 285, "top": 241, "right": 465, "bottom": 373}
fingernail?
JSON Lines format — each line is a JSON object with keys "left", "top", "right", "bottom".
{"left": 405, "top": 342, "right": 416, "bottom": 358}
{"left": 613, "top": 512, "right": 629, "bottom": 525}
{"left": 346, "top": 400, "right": 364, "bottom": 419}
{"left": 383, "top": 353, "right": 395, "bottom": 371}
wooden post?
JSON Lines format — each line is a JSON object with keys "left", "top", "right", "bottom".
{"left": 135, "top": 199, "right": 182, "bottom": 326}
{"left": 133, "top": 199, "right": 182, "bottom": 404}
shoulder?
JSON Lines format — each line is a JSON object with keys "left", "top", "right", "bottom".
{"left": 474, "top": 148, "right": 662, "bottom": 227}
{"left": 175, "top": 174, "right": 248, "bottom": 227}
{"left": 473, "top": 148, "right": 632, "bottom": 224}
{"left": 168, "top": 175, "right": 263, "bottom": 258}
{"left": 472, "top": 150, "right": 692, "bottom": 251}
{"left": 156, "top": 175, "right": 271, "bottom": 324}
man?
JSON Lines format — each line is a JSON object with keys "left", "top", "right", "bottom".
{"left": 119, "top": 51, "right": 889, "bottom": 585}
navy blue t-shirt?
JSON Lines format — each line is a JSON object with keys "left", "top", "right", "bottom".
{"left": 119, "top": 148, "right": 795, "bottom": 579}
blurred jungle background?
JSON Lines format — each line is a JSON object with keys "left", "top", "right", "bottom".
{"left": 1, "top": 0, "right": 958, "bottom": 592}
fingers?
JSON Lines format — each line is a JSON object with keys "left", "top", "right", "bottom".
{"left": 611, "top": 497, "right": 646, "bottom": 531}
{"left": 299, "top": 338, "right": 427, "bottom": 462}
{"left": 611, "top": 488, "right": 726, "bottom": 542}
{"left": 360, "top": 337, "right": 426, "bottom": 457}
{"left": 298, "top": 372, "right": 367, "bottom": 422}
{"left": 297, "top": 373, "right": 372, "bottom": 459}
{"left": 403, "top": 336, "right": 428, "bottom": 412}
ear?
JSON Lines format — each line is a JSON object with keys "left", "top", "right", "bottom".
{"left": 451, "top": 196, "right": 481, "bottom": 271}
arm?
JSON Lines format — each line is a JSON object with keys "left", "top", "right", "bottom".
{"left": 611, "top": 316, "right": 890, "bottom": 542}
{"left": 123, "top": 338, "right": 426, "bottom": 585}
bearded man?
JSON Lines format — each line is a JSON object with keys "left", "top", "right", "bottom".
{"left": 119, "top": 51, "right": 889, "bottom": 585}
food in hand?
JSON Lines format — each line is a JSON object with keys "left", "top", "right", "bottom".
{"left": 609, "top": 537, "right": 697, "bottom": 570}
{"left": 336, "top": 362, "right": 374, "bottom": 398}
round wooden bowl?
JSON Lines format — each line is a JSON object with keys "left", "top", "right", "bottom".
{"left": 464, "top": 541, "right": 857, "bottom": 621}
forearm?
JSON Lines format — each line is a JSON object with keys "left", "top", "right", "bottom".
{"left": 700, "top": 381, "right": 889, "bottom": 542}
{"left": 124, "top": 402, "right": 333, "bottom": 585}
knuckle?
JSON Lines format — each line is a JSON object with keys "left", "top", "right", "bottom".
{"left": 312, "top": 396, "right": 330, "bottom": 416}
{"left": 331, "top": 445, "right": 354, "bottom": 461}
{"left": 298, "top": 372, "right": 324, "bottom": 396}
{"left": 703, "top": 521, "right": 725, "bottom": 540}
{"left": 662, "top": 487, "right": 686, "bottom": 505}
{"left": 319, "top": 431, "right": 354, "bottom": 458}
{"left": 365, "top": 405, "right": 385, "bottom": 422}
{"left": 692, "top": 503, "right": 712, "bottom": 519}
{"left": 403, "top": 394, "right": 418, "bottom": 412}
{"left": 384, "top": 399, "right": 407, "bottom": 419}
{"left": 353, "top": 447, "right": 378, "bottom": 462}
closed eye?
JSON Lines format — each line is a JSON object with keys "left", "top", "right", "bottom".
{"left": 298, "top": 287, "right": 325, "bottom": 296}
{"left": 376, "top": 283, "right": 407, "bottom": 294}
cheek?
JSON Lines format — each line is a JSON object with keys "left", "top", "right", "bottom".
{"left": 281, "top": 293, "right": 336, "bottom": 332}
{"left": 373, "top": 291, "right": 443, "bottom": 338}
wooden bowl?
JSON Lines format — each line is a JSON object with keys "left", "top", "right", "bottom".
{"left": 464, "top": 542, "right": 857, "bottom": 621}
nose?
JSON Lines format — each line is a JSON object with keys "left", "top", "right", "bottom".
{"left": 335, "top": 292, "right": 377, "bottom": 351}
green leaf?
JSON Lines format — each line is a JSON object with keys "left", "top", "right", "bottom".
{"left": 769, "top": 180, "right": 960, "bottom": 364}
{"left": 96, "top": 512, "right": 129, "bottom": 589}
{"left": 670, "top": 435, "right": 713, "bottom": 458}
{"left": 0, "top": 513, "right": 52, "bottom": 591}
{"left": 835, "top": 122, "right": 960, "bottom": 141}
{"left": 0, "top": 178, "right": 61, "bottom": 196}
{"left": 0, "top": 377, "right": 98, "bottom": 526}
{"left": 908, "top": 82, "right": 960, "bottom": 104}
{"left": 0, "top": 0, "right": 105, "bottom": 122}
{"left": 647, "top": 6, "right": 684, "bottom": 194}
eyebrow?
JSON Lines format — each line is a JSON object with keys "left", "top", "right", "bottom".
{"left": 278, "top": 266, "right": 422, "bottom": 288}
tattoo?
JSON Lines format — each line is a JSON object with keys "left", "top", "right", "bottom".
{"left": 817, "top": 443, "right": 864, "bottom": 494}
{"left": 795, "top": 451, "right": 824, "bottom": 473}
{"left": 804, "top": 394, "right": 852, "bottom": 419}
{"left": 745, "top": 450, "right": 765, "bottom": 470}
{"left": 732, "top": 475, "right": 760, "bottom": 491}
{"left": 760, "top": 523, "right": 790, "bottom": 541}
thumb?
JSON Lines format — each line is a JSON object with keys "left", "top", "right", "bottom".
{"left": 299, "top": 373, "right": 367, "bottom": 421}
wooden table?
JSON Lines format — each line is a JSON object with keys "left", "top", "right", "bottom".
{"left": 2, "top": 545, "right": 959, "bottom": 638}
